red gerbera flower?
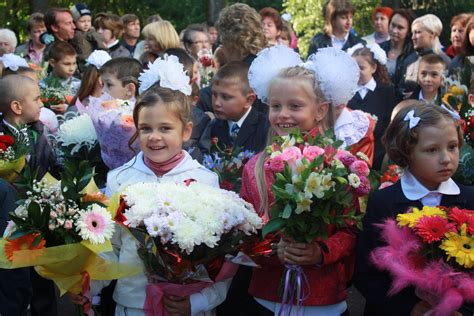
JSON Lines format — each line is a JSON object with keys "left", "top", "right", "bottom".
{"left": 449, "top": 207, "right": 474, "bottom": 234}
{"left": 414, "top": 215, "right": 451, "bottom": 244}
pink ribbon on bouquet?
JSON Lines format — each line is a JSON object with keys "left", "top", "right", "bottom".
{"left": 81, "top": 271, "right": 94, "bottom": 316}
{"left": 143, "top": 261, "right": 238, "bottom": 316}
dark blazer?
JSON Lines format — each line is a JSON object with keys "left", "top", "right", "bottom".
{"left": 354, "top": 180, "right": 474, "bottom": 316}
{"left": 197, "top": 86, "right": 268, "bottom": 115}
{"left": 0, "top": 118, "right": 61, "bottom": 180}
{"left": 307, "top": 32, "right": 365, "bottom": 57}
{"left": 0, "top": 179, "right": 31, "bottom": 316}
{"left": 183, "top": 106, "right": 211, "bottom": 163}
{"left": 380, "top": 40, "right": 414, "bottom": 92}
{"left": 209, "top": 107, "right": 269, "bottom": 154}
{"left": 347, "top": 84, "right": 397, "bottom": 170}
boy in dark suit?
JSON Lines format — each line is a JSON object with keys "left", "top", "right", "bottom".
{"left": 209, "top": 61, "right": 269, "bottom": 154}
{"left": 0, "top": 74, "right": 60, "bottom": 316}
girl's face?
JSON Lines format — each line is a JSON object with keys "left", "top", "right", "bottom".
{"left": 332, "top": 13, "right": 353, "bottom": 35}
{"left": 278, "top": 32, "right": 291, "bottom": 47}
{"left": 389, "top": 14, "right": 409, "bottom": 44}
{"left": 354, "top": 55, "right": 376, "bottom": 85}
{"left": 268, "top": 79, "right": 328, "bottom": 136}
{"left": 470, "top": 29, "right": 474, "bottom": 46}
{"left": 374, "top": 12, "right": 389, "bottom": 34}
{"left": 262, "top": 17, "right": 280, "bottom": 43}
{"left": 138, "top": 103, "right": 192, "bottom": 163}
{"left": 409, "top": 120, "right": 459, "bottom": 190}
{"left": 412, "top": 23, "right": 435, "bottom": 50}
{"left": 450, "top": 22, "right": 465, "bottom": 51}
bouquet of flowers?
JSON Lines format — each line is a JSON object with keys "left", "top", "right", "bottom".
{"left": 55, "top": 112, "right": 98, "bottom": 159}
{"left": 453, "top": 144, "right": 474, "bottom": 185}
{"left": 262, "top": 130, "right": 370, "bottom": 242}
{"left": 371, "top": 206, "right": 474, "bottom": 316}
{"left": 203, "top": 139, "right": 255, "bottom": 192}
{"left": 115, "top": 181, "right": 263, "bottom": 315}
{"left": 0, "top": 161, "right": 139, "bottom": 314}
{"left": 85, "top": 97, "right": 140, "bottom": 169}
{"left": 197, "top": 49, "right": 215, "bottom": 88}
{"left": 0, "top": 131, "right": 29, "bottom": 182}
{"left": 40, "top": 76, "right": 74, "bottom": 108}
{"left": 379, "top": 164, "right": 403, "bottom": 189}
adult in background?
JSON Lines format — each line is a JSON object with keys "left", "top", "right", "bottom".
{"left": 140, "top": 20, "right": 180, "bottom": 64}
{"left": 120, "top": 14, "right": 141, "bottom": 59}
{"left": 400, "top": 14, "right": 451, "bottom": 98}
{"left": 15, "top": 13, "right": 46, "bottom": 65}
{"left": 452, "top": 18, "right": 474, "bottom": 76}
{"left": 182, "top": 24, "right": 210, "bottom": 59}
{"left": 448, "top": 13, "right": 473, "bottom": 74}
{"left": 380, "top": 9, "right": 416, "bottom": 94}
{"left": 362, "top": 7, "right": 393, "bottom": 45}
{"left": 0, "top": 28, "right": 17, "bottom": 57}
{"left": 206, "top": 21, "right": 219, "bottom": 52}
{"left": 133, "top": 14, "right": 162, "bottom": 62}
{"left": 43, "top": 8, "right": 76, "bottom": 63}
{"left": 307, "top": 0, "right": 365, "bottom": 56}
{"left": 259, "top": 7, "right": 283, "bottom": 46}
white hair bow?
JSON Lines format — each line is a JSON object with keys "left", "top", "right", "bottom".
{"left": 440, "top": 103, "right": 461, "bottom": 120}
{"left": 404, "top": 110, "right": 420, "bottom": 129}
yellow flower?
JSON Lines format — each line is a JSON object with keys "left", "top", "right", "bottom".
{"left": 450, "top": 85, "right": 466, "bottom": 96}
{"left": 440, "top": 225, "right": 474, "bottom": 268}
{"left": 397, "top": 206, "right": 446, "bottom": 228}
{"left": 295, "top": 159, "right": 306, "bottom": 175}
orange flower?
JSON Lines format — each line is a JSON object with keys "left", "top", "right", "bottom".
{"left": 5, "top": 234, "right": 46, "bottom": 261}
{"left": 101, "top": 100, "right": 119, "bottom": 109}
{"left": 82, "top": 193, "right": 109, "bottom": 205}
{"left": 121, "top": 114, "right": 134, "bottom": 128}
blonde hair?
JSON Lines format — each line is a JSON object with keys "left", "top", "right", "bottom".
{"left": 412, "top": 14, "right": 443, "bottom": 54}
{"left": 254, "top": 66, "right": 335, "bottom": 217}
{"left": 142, "top": 21, "right": 180, "bottom": 54}
{"left": 216, "top": 3, "right": 267, "bottom": 60}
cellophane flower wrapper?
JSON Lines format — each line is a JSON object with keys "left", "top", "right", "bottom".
{"left": 0, "top": 132, "right": 29, "bottom": 182}
{"left": 0, "top": 155, "right": 26, "bottom": 182}
{"left": 86, "top": 98, "right": 140, "bottom": 169}
{"left": 371, "top": 206, "right": 474, "bottom": 316}
{"left": 116, "top": 181, "right": 263, "bottom": 314}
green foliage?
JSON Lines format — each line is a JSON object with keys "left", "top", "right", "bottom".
{"left": 282, "top": 0, "right": 378, "bottom": 57}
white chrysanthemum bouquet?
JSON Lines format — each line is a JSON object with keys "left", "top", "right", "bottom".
{"left": 116, "top": 181, "right": 263, "bottom": 283}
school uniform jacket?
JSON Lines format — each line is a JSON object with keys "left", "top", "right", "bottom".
{"left": 209, "top": 107, "right": 269, "bottom": 154}
{"left": 354, "top": 180, "right": 474, "bottom": 316}
{"left": 307, "top": 32, "right": 365, "bottom": 57}
{"left": 347, "top": 84, "right": 397, "bottom": 170}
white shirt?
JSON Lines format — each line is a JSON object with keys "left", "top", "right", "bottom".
{"left": 331, "top": 33, "right": 349, "bottom": 50}
{"left": 418, "top": 90, "right": 438, "bottom": 104}
{"left": 255, "top": 298, "right": 347, "bottom": 316}
{"left": 227, "top": 106, "right": 252, "bottom": 136}
{"left": 401, "top": 169, "right": 460, "bottom": 206}
{"left": 357, "top": 78, "right": 377, "bottom": 99}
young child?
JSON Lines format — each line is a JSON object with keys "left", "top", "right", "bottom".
{"left": 210, "top": 61, "right": 269, "bottom": 154}
{"left": 406, "top": 53, "right": 446, "bottom": 103}
{"left": 348, "top": 43, "right": 397, "bottom": 170}
{"left": 92, "top": 57, "right": 230, "bottom": 315}
{"left": 241, "top": 46, "right": 358, "bottom": 315}
{"left": 355, "top": 103, "right": 474, "bottom": 315}
{"left": 69, "top": 3, "right": 107, "bottom": 73}
{"left": 100, "top": 57, "right": 142, "bottom": 101}
{"left": 96, "top": 13, "right": 129, "bottom": 59}
{"left": 41, "top": 41, "right": 81, "bottom": 114}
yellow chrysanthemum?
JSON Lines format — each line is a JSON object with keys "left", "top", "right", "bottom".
{"left": 449, "top": 85, "right": 466, "bottom": 96}
{"left": 440, "top": 226, "right": 474, "bottom": 268}
{"left": 397, "top": 206, "right": 446, "bottom": 228}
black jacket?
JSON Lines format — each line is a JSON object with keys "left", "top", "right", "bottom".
{"left": 208, "top": 107, "right": 269, "bottom": 154}
{"left": 307, "top": 32, "right": 365, "bottom": 57}
{"left": 354, "top": 180, "right": 474, "bottom": 316}
{"left": 347, "top": 84, "right": 397, "bottom": 170}
{"left": 380, "top": 40, "right": 414, "bottom": 90}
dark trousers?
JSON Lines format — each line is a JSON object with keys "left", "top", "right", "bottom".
{"left": 30, "top": 268, "right": 58, "bottom": 316}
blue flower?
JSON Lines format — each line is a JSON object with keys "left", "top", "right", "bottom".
{"left": 202, "top": 154, "right": 215, "bottom": 169}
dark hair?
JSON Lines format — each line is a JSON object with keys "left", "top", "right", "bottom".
{"left": 44, "top": 8, "right": 71, "bottom": 34}
{"left": 163, "top": 48, "right": 195, "bottom": 82}
{"left": 389, "top": 9, "right": 416, "bottom": 48}
{"left": 461, "top": 18, "right": 474, "bottom": 57}
{"left": 182, "top": 24, "right": 208, "bottom": 46}
{"left": 146, "top": 14, "right": 162, "bottom": 25}
{"left": 49, "top": 41, "right": 76, "bottom": 61}
{"left": 212, "top": 60, "right": 252, "bottom": 95}
{"left": 122, "top": 14, "right": 139, "bottom": 26}
{"left": 129, "top": 85, "right": 192, "bottom": 149}
{"left": 383, "top": 103, "right": 463, "bottom": 167}
{"left": 259, "top": 7, "right": 283, "bottom": 31}
{"left": 323, "top": 0, "right": 355, "bottom": 35}
{"left": 27, "top": 12, "right": 45, "bottom": 32}
{"left": 351, "top": 46, "right": 391, "bottom": 86}
{"left": 100, "top": 57, "right": 143, "bottom": 96}
{"left": 419, "top": 53, "right": 446, "bottom": 68}
{"left": 469, "top": 77, "right": 474, "bottom": 95}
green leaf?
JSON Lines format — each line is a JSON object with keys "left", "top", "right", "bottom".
{"left": 27, "top": 202, "right": 42, "bottom": 225}
{"left": 9, "top": 228, "right": 33, "bottom": 240}
{"left": 281, "top": 204, "right": 292, "bottom": 219}
{"left": 32, "top": 234, "right": 43, "bottom": 247}
{"left": 262, "top": 218, "right": 285, "bottom": 238}
{"left": 272, "top": 185, "right": 293, "bottom": 200}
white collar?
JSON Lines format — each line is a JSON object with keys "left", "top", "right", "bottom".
{"left": 228, "top": 106, "right": 252, "bottom": 129}
{"left": 418, "top": 90, "right": 437, "bottom": 103}
{"left": 2, "top": 119, "right": 20, "bottom": 133}
{"left": 361, "top": 78, "right": 377, "bottom": 91}
{"left": 334, "top": 107, "right": 353, "bottom": 129}
{"left": 331, "top": 32, "right": 349, "bottom": 42}
{"left": 401, "top": 169, "right": 460, "bottom": 201}
{"left": 107, "top": 39, "right": 120, "bottom": 49}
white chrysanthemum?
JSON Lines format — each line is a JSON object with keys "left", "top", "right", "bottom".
{"left": 348, "top": 173, "right": 361, "bottom": 188}
{"left": 57, "top": 114, "right": 97, "bottom": 154}
{"left": 138, "top": 54, "right": 191, "bottom": 95}
{"left": 122, "top": 181, "right": 263, "bottom": 254}
{"left": 76, "top": 204, "right": 115, "bottom": 244}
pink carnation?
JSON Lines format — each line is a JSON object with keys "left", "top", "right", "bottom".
{"left": 280, "top": 146, "right": 302, "bottom": 167}
{"left": 350, "top": 160, "right": 370, "bottom": 177}
{"left": 302, "top": 146, "right": 324, "bottom": 162}
{"left": 335, "top": 150, "right": 356, "bottom": 166}
{"left": 355, "top": 176, "right": 370, "bottom": 195}
{"left": 269, "top": 155, "right": 285, "bottom": 173}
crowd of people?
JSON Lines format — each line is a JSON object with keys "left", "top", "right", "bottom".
{"left": 0, "top": 0, "right": 474, "bottom": 315}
